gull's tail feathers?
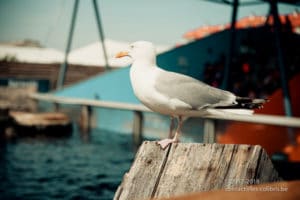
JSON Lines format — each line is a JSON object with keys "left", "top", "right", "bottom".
{"left": 208, "top": 97, "right": 268, "bottom": 116}
{"left": 235, "top": 97, "right": 268, "bottom": 109}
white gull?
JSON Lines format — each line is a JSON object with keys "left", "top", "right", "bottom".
{"left": 116, "top": 41, "right": 266, "bottom": 149}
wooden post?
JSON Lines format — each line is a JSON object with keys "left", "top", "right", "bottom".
{"left": 203, "top": 119, "right": 216, "bottom": 143}
{"left": 79, "top": 105, "right": 92, "bottom": 133}
{"left": 114, "top": 142, "right": 280, "bottom": 200}
{"left": 54, "top": 103, "right": 60, "bottom": 112}
{"left": 132, "top": 111, "right": 143, "bottom": 147}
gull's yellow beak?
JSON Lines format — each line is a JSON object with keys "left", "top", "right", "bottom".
{"left": 115, "top": 51, "right": 129, "bottom": 58}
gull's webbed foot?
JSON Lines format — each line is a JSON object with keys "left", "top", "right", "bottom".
{"left": 156, "top": 137, "right": 178, "bottom": 150}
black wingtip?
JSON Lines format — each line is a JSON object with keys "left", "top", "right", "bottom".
{"left": 215, "top": 97, "right": 269, "bottom": 110}
{"left": 236, "top": 97, "right": 268, "bottom": 109}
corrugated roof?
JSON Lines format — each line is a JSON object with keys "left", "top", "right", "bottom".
{"left": 0, "top": 45, "right": 64, "bottom": 63}
{"left": 68, "top": 39, "right": 171, "bottom": 67}
{"left": 0, "top": 39, "right": 171, "bottom": 67}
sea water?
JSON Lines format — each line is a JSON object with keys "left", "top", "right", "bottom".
{"left": 0, "top": 126, "right": 135, "bottom": 200}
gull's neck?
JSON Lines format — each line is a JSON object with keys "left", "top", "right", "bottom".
{"left": 132, "top": 57, "right": 157, "bottom": 68}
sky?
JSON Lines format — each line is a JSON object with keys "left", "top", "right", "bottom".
{"left": 0, "top": 0, "right": 299, "bottom": 50}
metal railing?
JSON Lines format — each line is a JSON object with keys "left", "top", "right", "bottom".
{"left": 30, "top": 93, "right": 300, "bottom": 144}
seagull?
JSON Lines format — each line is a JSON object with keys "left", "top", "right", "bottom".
{"left": 116, "top": 41, "right": 266, "bottom": 149}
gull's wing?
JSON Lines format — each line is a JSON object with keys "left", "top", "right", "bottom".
{"left": 154, "top": 68, "right": 236, "bottom": 109}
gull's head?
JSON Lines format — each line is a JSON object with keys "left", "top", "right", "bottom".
{"left": 115, "top": 41, "right": 156, "bottom": 64}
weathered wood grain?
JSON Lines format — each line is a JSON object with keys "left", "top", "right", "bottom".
{"left": 0, "top": 61, "right": 105, "bottom": 89}
{"left": 156, "top": 181, "right": 300, "bottom": 200}
{"left": 114, "top": 141, "right": 171, "bottom": 200}
{"left": 154, "top": 143, "right": 279, "bottom": 198}
{"left": 115, "top": 142, "right": 280, "bottom": 200}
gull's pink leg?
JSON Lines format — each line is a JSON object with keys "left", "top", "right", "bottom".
{"left": 157, "top": 116, "right": 183, "bottom": 150}
{"left": 168, "top": 116, "right": 175, "bottom": 138}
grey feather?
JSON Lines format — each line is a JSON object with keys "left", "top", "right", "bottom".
{"left": 154, "top": 69, "right": 236, "bottom": 109}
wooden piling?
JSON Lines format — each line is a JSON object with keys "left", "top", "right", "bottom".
{"left": 54, "top": 103, "right": 60, "bottom": 112}
{"left": 203, "top": 119, "right": 216, "bottom": 143}
{"left": 132, "top": 111, "right": 144, "bottom": 146}
{"left": 79, "top": 105, "right": 92, "bottom": 133}
{"left": 0, "top": 105, "right": 13, "bottom": 136}
{"left": 114, "top": 142, "right": 280, "bottom": 200}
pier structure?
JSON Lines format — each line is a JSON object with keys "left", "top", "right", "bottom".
{"left": 30, "top": 92, "right": 300, "bottom": 146}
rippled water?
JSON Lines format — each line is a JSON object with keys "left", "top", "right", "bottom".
{"left": 0, "top": 127, "right": 135, "bottom": 200}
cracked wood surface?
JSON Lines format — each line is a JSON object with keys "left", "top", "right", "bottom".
{"left": 114, "top": 142, "right": 280, "bottom": 200}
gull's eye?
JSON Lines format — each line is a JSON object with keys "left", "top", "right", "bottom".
{"left": 130, "top": 45, "right": 134, "bottom": 49}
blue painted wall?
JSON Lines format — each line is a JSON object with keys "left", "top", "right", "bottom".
{"left": 55, "top": 67, "right": 139, "bottom": 104}
{"left": 157, "top": 30, "right": 230, "bottom": 80}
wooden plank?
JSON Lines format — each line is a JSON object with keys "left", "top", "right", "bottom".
{"left": 10, "top": 111, "right": 70, "bottom": 126}
{"left": 0, "top": 61, "right": 104, "bottom": 89}
{"left": 9, "top": 111, "right": 72, "bottom": 137}
{"left": 115, "top": 142, "right": 280, "bottom": 200}
{"left": 114, "top": 141, "right": 170, "bottom": 200}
